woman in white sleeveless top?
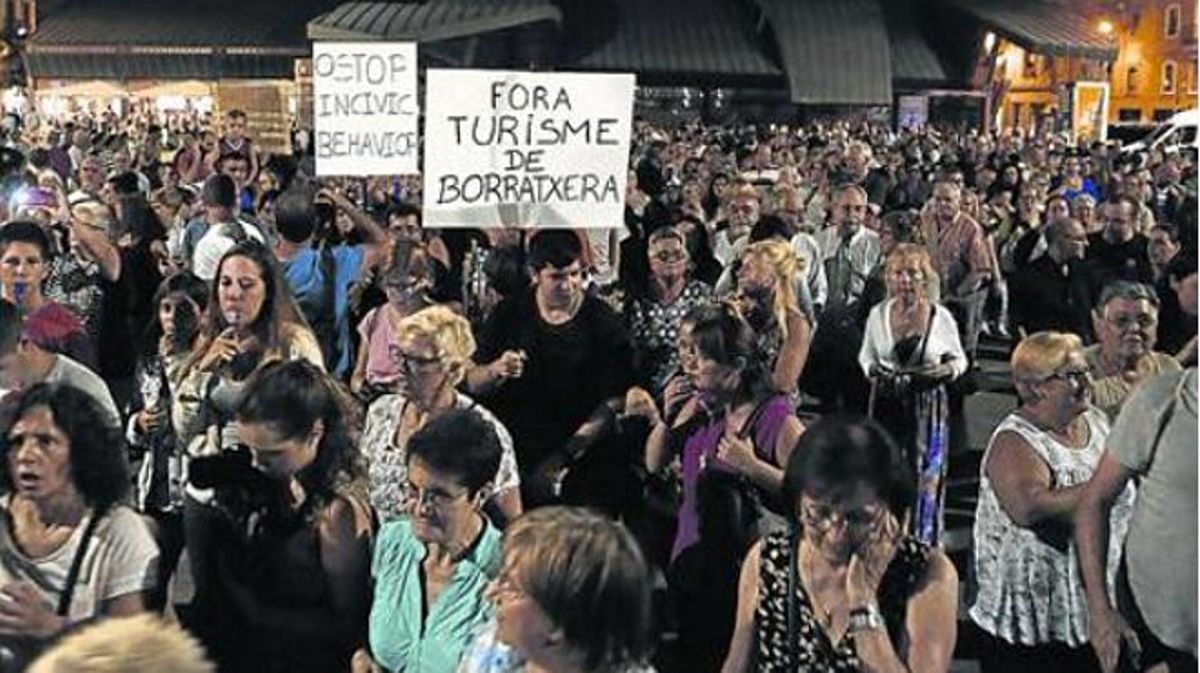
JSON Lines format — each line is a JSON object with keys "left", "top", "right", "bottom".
{"left": 970, "top": 331, "right": 1135, "bottom": 673}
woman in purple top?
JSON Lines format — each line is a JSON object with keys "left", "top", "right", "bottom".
{"left": 635, "top": 302, "right": 805, "bottom": 672}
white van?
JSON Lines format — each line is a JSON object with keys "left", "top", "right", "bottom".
{"left": 1120, "top": 109, "right": 1198, "bottom": 155}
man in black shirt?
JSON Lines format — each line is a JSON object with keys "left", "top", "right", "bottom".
{"left": 1011, "top": 217, "right": 1101, "bottom": 342}
{"left": 1087, "top": 195, "right": 1153, "bottom": 286}
{"left": 468, "top": 230, "right": 634, "bottom": 508}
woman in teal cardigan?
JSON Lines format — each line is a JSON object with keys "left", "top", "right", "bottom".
{"left": 353, "top": 406, "right": 504, "bottom": 673}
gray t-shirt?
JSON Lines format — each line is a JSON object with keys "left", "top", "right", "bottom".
{"left": 44, "top": 355, "right": 121, "bottom": 429}
{"left": 1109, "top": 367, "right": 1198, "bottom": 655}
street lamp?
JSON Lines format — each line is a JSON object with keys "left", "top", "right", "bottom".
{"left": 1097, "top": 19, "right": 1114, "bottom": 36}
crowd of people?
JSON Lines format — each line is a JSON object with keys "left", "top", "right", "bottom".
{"left": 0, "top": 103, "right": 1193, "bottom": 673}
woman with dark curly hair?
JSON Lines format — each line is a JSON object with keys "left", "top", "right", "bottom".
{"left": 0, "top": 383, "right": 158, "bottom": 670}
{"left": 198, "top": 359, "right": 372, "bottom": 673}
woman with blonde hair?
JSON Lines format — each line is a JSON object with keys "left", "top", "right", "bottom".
{"left": 359, "top": 305, "right": 521, "bottom": 526}
{"left": 970, "top": 332, "right": 1134, "bottom": 672}
{"left": 859, "top": 243, "right": 966, "bottom": 545}
{"left": 29, "top": 614, "right": 214, "bottom": 673}
{"left": 735, "top": 239, "right": 812, "bottom": 396}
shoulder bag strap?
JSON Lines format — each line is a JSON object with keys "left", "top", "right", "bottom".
{"left": 57, "top": 506, "right": 107, "bottom": 616}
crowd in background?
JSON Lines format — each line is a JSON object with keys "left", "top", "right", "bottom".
{"left": 0, "top": 103, "right": 1193, "bottom": 673}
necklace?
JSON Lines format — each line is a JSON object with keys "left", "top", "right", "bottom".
{"left": 798, "top": 542, "right": 844, "bottom": 631}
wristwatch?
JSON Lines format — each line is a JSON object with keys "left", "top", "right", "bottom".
{"left": 847, "top": 602, "right": 885, "bottom": 633}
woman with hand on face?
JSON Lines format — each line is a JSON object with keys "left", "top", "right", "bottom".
{"left": 460, "top": 506, "right": 656, "bottom": 673}
{"left": 214, "top": 360, "right": 372, "bottom": 673}
{"left": 126, "top": 272, "right": 207, "bottom": 612}
{"left": 635, "top": 302, "right": 804, "bottom": 672}
{"left": 859, "top": 244, "right": 965, "bottom": 546}
{"left": 171, "top": 241, "right": 323, "bottom": 653}
{"left": 970, "top": 332, "right": 1134, "bottom": 673}
{"left": 174, "top": 240, "right": 324, "bottom": 459}
{"left": 722, "top": 416, "right": 959, "bottom": 673}
{"left": 733, "top": 239, "right": 812, "bottom": 397}
{"left": 0, "top": 384, "right": 158, "bottom": 671}
{"left": 360, "top": 306, "right": 521, "bottom": 527}
{"left": 353, "top": 408, "right": 504, "bottom": 673}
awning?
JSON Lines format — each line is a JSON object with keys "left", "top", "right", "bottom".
{"left": 27, "top": 0, "right": 334, "bottom": 80}
{"left": 34, "top": 79, "right": 127, "bottom": 98}
{"left": 306, "top": 0, "right": 562, "bottom": 42}
{"left": 129, "top": 80, "right": 213, "bottom": 98}
{"left": 943, "top": 0, "right": 1118, "bottom": 61}
{"left": 885, "top": 0, "right": 954, "bottom": 87}
{"left": 755, "top": 0, "right": 892, "bottom": 105}
{"left": 569, "top": 0, "right": 781, "bottom": 86}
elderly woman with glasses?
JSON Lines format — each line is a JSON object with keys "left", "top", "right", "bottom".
{"left": 1085, "top": 281, "right": 1181, "bottom": 420}
{"left": 359, "top": 306, "right": 521, "bottom": 526}
{"left": 722, "top": 415, "right": 958, "bottom": 673}
{"left": 624, "top": 226, "right": 713, "bottom": 394}
{"left": 459, "top": 506, "right": 655, "bottom": 673}
{"left": 969, "top": 331, "right": 1135, "bottom": 673}
{"left": 353, "top": 408, "right": 505, "bottom": 673}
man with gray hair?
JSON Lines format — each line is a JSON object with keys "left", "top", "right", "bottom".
{"left": 1084, "top": 280, "right": 1181, "bottom": 419}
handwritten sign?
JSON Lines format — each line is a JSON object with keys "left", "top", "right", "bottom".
{"left": 313, "top": 42, "right": 418, "bottom": 176}
{"left": 423, "top": 69, "right": 635, "bottom": 229}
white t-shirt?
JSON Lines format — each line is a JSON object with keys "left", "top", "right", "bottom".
{"left": 191, "top": 219, "right": 266, "bottom": 281}
{"left": 0, "top": 502, "right": 158, "bottom": 622}
{"left": 44, "top": 355, "right": 120, "bottom": 430}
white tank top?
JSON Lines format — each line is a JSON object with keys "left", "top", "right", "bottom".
{"left": 969, "top": 408, "right": 1135, "bottom": 647}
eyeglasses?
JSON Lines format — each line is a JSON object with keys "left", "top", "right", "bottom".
{"left": 1045, "top": 368, "right": 1092, "bottom": 386}
{"left": 401, "top": 481, "right": 469, "bottom": 510}
{"left": 650, "top": 251, "right": 686, "bottom": 263}
{"left": 1104, "top": 313, "right": 1156, "bottom": 331}
{"left": 799, "top": 502, "right": 883, "bottom": 532}
{"left": 388, "top": 346, "right": 443, "bottom": 374}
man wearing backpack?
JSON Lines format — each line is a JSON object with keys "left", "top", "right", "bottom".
{"left": 272, "top": 185, "right": 389, "bottom": 378}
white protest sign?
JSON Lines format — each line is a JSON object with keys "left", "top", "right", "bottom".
{"left": 423, "top": 69, "right": 635, "bottom": 229}
{"left": 313, "top": 42, "right": 418, "bottom": 176}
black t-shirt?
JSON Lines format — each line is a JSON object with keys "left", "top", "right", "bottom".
{"left": 474, "top": 289, "right": 634, "bottom": 470}
{"left": 1086, "top": 232, "right": 1153, "bottom": 287}
{"left": 1010, "top": 255, "right": 1100, "bottom": 342}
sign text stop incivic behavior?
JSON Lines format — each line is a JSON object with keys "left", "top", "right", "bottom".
{"left": 423, "top": 70, "right": 635, "bottom": 229}
{"left": 313, "top": 42, "right": 418, "bottom": 176}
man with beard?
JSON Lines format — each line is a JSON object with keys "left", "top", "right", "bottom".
{"left": 467, "top": 230, "right": 634, "bottom": 510}
{"left": 802, "top": 183, "right": 881, "bottom": 412}
{"left": 1083, "top": 281, "right": 1180, "bottom": 420}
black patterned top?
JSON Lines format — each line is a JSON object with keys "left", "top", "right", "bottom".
{"left": 625, "top": 279, "right": 712, "bottom": 391}
{"left": 754, "top": 530, "right": 929, "bottom": 672}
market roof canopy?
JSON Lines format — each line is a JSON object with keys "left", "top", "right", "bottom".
{"left": 570, "top": 0, "right": 781, "bottom": 85}
{"left": 37, "top": 79, "right": 127, "bottom": 98}
{"left": 943, "top": 0, "right": 1118, "bottom": 61}
{"left": 755, "top": 0, "right": 892, "bottom": 105}
{"left": 306, "top": 0, "right": 562, "bottom": 42}
{"left": 27, "top": 0, "right": 337, "bottom": 79}
{"left": 885, "top": 0, "right": 953, "bottom": 87}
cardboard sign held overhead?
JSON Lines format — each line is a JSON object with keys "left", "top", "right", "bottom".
{"left": 423, "top": 69, "right": 635, "bottom": 229}
{"left": 313, "top": 41, "right": 419, "bottom": 176}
